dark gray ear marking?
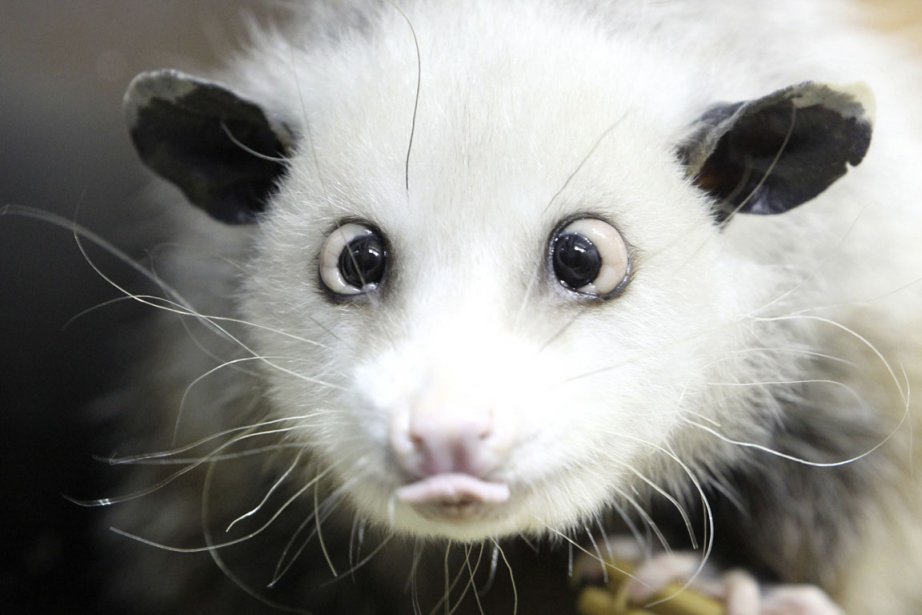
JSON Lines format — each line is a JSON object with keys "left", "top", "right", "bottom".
{"left": 125, "top": 69, "right": 294, "bottom": 224}
{"left": 680, "top": 82, "right": 874, "bottom": 222}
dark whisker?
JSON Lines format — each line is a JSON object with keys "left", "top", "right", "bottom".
{"left": 386, "top": 0, "right": 422, "bottom": 195}
{"left": 542, "top": 115, "right": 626, "bottom": 215}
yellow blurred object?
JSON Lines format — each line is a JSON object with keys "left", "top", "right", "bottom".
{"left": 576, "top": 560, "right": 724, "bottom": 615}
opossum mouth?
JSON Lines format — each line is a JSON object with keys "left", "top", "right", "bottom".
{"left": 396, "top": 473, "right": 510, "bottom": 521}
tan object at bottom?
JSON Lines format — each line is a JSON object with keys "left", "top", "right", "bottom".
{"left": 576, "top": 560, "right": 724, "bottom": 615}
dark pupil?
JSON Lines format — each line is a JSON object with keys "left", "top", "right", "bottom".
{"left": 339, "top": 234, "right": 386, "bottom": 288}
{"left": 554, "top": 233, "right": 601, "bottom": 289}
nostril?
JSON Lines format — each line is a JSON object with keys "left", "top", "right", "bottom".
{"left": 409, "top": 410, "right": 492, "bottom": 442}
{"left": 406, "top": 410, "right": 494, "bottom": 477}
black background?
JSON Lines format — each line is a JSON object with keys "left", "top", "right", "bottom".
{"left": 0, "top": 3, "right": 272, "bottom": 611}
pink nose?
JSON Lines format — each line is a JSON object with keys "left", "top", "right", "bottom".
{"left": 408, "top": 410, "right": 492, "bottom": 477}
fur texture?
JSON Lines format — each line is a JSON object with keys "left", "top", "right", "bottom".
{"left": 101, "top": 1, "right": 922, "bottom": 613}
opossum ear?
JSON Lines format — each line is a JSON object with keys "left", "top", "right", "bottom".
{"left": 680, "top": 82, "right": 873, "bottom": 222}
{"left": 124, "top": 69, "right": 293, "bottom": 224}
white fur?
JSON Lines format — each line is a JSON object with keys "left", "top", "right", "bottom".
{"left": 134, "top": 1, "right": 922, "bottom": 611}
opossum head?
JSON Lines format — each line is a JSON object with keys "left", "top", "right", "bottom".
{"left": 125, "top": 28, "right": 872, "bottom": 543}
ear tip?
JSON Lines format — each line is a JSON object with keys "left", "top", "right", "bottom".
{"left": 818, "top": 81, "right": 875, "bottom": 167}
{"left": 795, "top": 80, "right": 876, "bottom": 127}
{"left": 835, "top": 81, "right": 876, "bottom": 127}
{"left": 123, "top": 69, "right": 202, "bottom": 127}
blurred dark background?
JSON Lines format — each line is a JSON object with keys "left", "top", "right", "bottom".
{"left": 0, "top": 3, "right": 273, "bottom": 611}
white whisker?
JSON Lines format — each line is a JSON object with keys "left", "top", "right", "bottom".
{"left": 533, "top": 521, "right": 641, "bottom": 585}
{"left": 584, "top": 525, "right": 609, "bottom": 585}
{"left": 478, "top": 543, "right": 501, "bottom": 597}
{"left": 221, "top": 122, "right": 291, "bottom": 163}
{"left": 227, "top": 450, "right": 305, "bottom": 533}
{"left": 491, "top": 539, "right": 518, "bottom": 615}
{"left": 103, "top": 414, "right": 312, "bottom": 464}
{"left": 201, "top": 458, "right": 315, "bottom": 614}
{"left": 107, "top": 466, "right": 331, "bottom": 553}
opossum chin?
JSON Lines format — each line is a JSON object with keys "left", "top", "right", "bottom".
{"left": 394, "top": 498, "right": 529, "bottom": 542}
{"left": 358, "top": 497, "right": 541, "bottom": 542}
{"left": 344, "top": 464, "right": 615, "bottom": 542}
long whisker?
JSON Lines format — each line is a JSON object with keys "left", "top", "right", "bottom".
{"left": 409, "top": 539, "right": 424, "bottom": 615}
{"left": 2, "top": 206, "right": 341, "bottom": 395}
{"left": 62, "top": 294, "right": 140, "bottom": 330}
{"left": 543, "top": 115, "right": 626, "bottom": 215}
{"left": 314, "top": 474, "right": 339, "bottom": 576}
{"left": 621, "top": 464, "right": 696, "bottom": 550}
{"left": 427, "top": 541, "right": 469, "bottom": 615}
{"left": 517, "top": 534, "right": 537, "bottom": 553}
{"left": 348, "top": 515, "right": 363, "bottom": 576}
{"left": 610, "top": 485, "right": 672, "bottom": 555}
{"left": 724, "top": 345, "right": 857, "bottom": 367}
{"left": 69, "top": 290, "right": 333, "bottom": 350}
{"left": 221, "top": 121, "right": 291, "bottom": 163}
{"left": 608, "top": 497, "right": 650, "bottom": 558}
{"left": 103, "top": 414, "right": 312, "bottom": 464}
{"left": 478, "top": 543, "right": 501, "bottom": 597}
{"left": 533, "top": 521, "right": 640, "bottom": 584}
{"left": 757, "top": 312, "right": 908, "bottom": 416}
{"left": 0, "top": 204, "right": 198, "bottom": 326}
{"left": 107, "top": 467, "right": 331, "bottom": 553}
{"left": 201, "top": 459, "right": 315, "bottom": 614}
{"left": 174, "top": 355, "right": 294, "bottom": 441}
{"left": 446, "top": 543, "right": 486, "bottom": 615}
{"left": 317, "top": 532, "right": 395, "bottom": 588}
{"left": 512, "top": 266, "right": 543, "bottom": 336}
{"left": 490, "top": 539, "right": 518, "bottom": 615}
{"left": 384, "top": 0, "right": 422, "bottom": 195}
{"left": 70, "top": 425, "right": 309, "bottom": 507}
{"left": 268, "top": 481, "right": 351, "bottom": 586}
{"left": 552, "top": 294, "right": 843, "bottom": 387}
{"left": 584, "top": 525, "right": 609, "bottom": 585}
{"left": 108, "top": 443, "right": 305, "bottom": 466}
{"left": 227, "top": 449, "right": 305, "bottom": 532}
{"left": 461, "top": 543, "right": 487, "bottom": 615}
{"left": 538, "top": 304, "right": 592, "bottom": 352}
{"left": 567, "top": 537, "right": 574, "bottom": 577}
{"left": 594, "top": 514, "right": 616, "bottom": 562}
{"left": 589, "top": 429, "right": 715, "bottom": 607}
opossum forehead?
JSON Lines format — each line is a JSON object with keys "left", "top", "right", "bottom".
{"left": 264, "top": 8, "right": 698, "bottom": 233}
{"left": 272, "top": 109, "right": 704, "bottom": 259}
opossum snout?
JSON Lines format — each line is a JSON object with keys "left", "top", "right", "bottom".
{"left": 389, "top": 377, "right": 512, "bottom": 513}
{"left": 406, "top": 407, "right": 493, "bottom": 477}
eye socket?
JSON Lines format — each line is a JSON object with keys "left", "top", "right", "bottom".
{"left": 550, "top": 218, "right": 630, "bottom": 298}
{"left": 320, "top": 222, "right": 388, "bottom": 296}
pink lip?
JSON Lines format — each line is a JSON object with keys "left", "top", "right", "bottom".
{"left": 396, "top": 473, "right": 510, "bottom": 507}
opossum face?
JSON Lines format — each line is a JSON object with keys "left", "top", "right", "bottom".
{"left": 126, "top": 52, "right": 871, "bottom": 541}
{"left": 249, "top": 170, "right": 720, "bottom": 541}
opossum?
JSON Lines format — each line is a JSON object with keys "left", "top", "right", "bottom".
{"left": 94, "top": 0, "right": 922, "bottom": 613}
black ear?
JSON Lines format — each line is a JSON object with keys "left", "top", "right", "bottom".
{"left": 124, "top": 69, "right": 293, "bottom": 224}
{"left": 680, "top": 82, "right": 873, "bottom": 222}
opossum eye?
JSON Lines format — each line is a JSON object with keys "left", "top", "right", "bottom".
{"left": 320, "top": 223, "right": 387, "bottom": 295}
{"left": 550, "top": 218, "right": 629, "bottom": 298}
